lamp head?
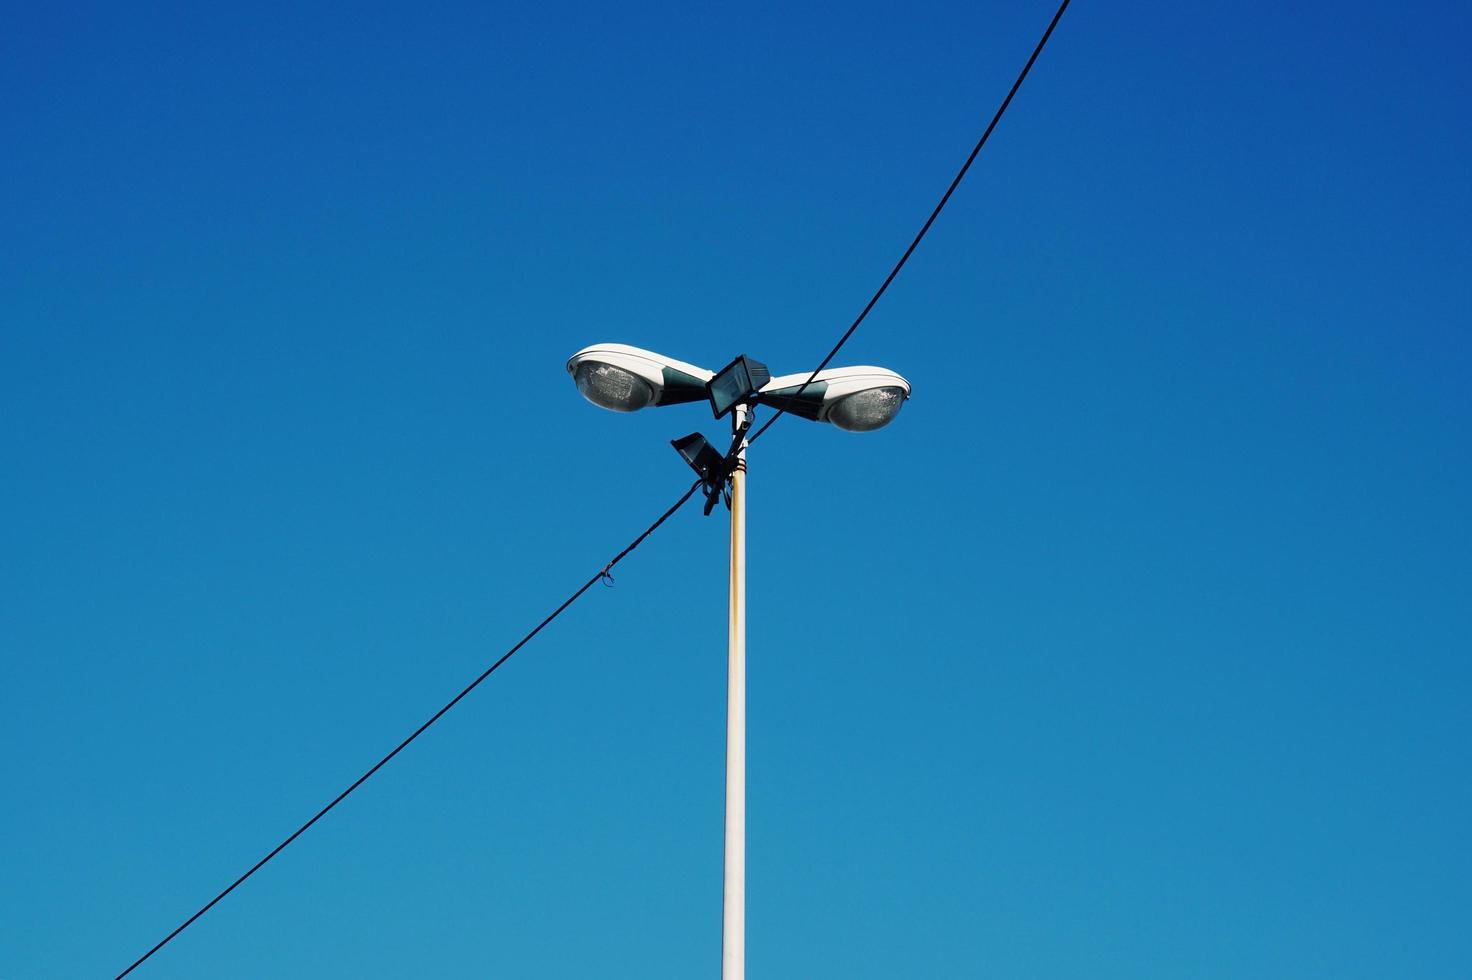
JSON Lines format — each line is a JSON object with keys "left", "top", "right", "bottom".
{"left": 756, "top": 366, "right": 911, "bottom": 432}
{"left": 566, "top": 344, "right": 713, "bottom": 413}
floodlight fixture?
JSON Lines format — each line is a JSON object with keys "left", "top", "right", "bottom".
{"left": 706, "top": 355, "right": 771, "bottom": 420}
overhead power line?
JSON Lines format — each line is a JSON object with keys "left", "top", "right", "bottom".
{"left": 748, "top": 0, "right": 1072, "bottom": 446}
{"left": 114, "top": 478, "right": 704, "bottom": 980}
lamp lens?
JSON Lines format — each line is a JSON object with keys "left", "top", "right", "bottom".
{"left": 827, "top": 386, "right": 906, "bottom": 431}
{"left": 575, "top": 362, "right": 655, "bottom": 412}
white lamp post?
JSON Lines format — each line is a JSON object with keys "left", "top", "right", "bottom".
{"left": 566, "top": 343, "right": 909, "bottom": 979}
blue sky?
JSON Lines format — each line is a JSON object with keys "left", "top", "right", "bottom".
{"left": 3, "top": 1, "right": 1469, "bottom": 977}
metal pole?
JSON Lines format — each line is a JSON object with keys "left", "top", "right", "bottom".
{"left": 722, "top": 405, "right": 748, "bottom": 980}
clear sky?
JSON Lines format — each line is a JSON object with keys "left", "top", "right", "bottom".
{"left": 3, "top": 2, "right": 1469, "bottom": 977}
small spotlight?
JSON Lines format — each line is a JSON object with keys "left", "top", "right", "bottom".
{"left": 671, "top": 432, "right": 724, "bottom": 482}
{"left": 671, "top": 433, "right": 731, "bottom": 515}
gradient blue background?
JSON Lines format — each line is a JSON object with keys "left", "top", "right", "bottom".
{"left": 3, "top": 2, "right": 1469, "bottom": 977}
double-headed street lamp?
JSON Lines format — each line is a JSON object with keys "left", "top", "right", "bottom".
{"left": 566, "top": 343, "right": 910, "bottom": 979}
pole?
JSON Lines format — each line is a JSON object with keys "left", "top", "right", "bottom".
{"left": 722, "top": 405, "right": 748, "bottom": 980}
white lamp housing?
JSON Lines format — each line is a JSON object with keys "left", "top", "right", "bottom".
{"left": 566, "top": 343, "right": 714, "bottom": 412}
{"left": 757, "top": 366, "right": 911, "bottom": 432}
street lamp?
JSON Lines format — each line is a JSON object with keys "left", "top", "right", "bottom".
{"left": 565, "top": 343, "right": 910, "bottom": 980}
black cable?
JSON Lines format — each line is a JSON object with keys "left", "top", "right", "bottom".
{"left": 115, "top": 477, "right": 705, "bottom": 979}
{"left": 748, "top": 0, "right": 1072, "bottom": 446}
